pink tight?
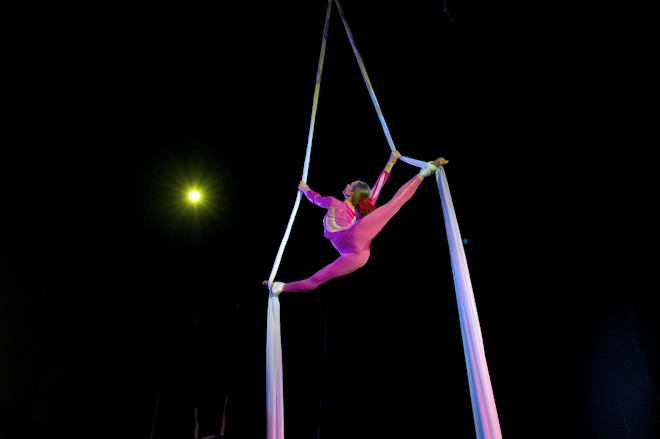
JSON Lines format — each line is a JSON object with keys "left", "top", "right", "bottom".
{"left": 283, "top": 174, "right": 424, "bottom": 292}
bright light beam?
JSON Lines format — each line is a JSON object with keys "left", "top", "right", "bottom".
{"left": 189, "top": 191, "right": 201, "bottom": 202}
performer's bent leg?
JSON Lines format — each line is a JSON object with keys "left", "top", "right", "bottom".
{"left": 350, "top": 174, "right": 424, "bottom": 246}
{"left": 283, "top": 250, "right": 370, "bottom": 293}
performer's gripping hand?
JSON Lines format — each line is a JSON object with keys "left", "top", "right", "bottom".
{"left": 385, "top": 151, "right": 401, "bottom": 172}
{"left": 298, "top": 181, "right": 310, "bottom": 193}
{"left": 388, "top": 151, "right": 401, "bottom": 165}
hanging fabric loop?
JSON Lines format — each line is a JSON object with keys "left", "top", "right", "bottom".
{"left": 267, "top": 2, "right": 503, "bottom": 439}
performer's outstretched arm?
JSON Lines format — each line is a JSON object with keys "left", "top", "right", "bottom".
{"left": 370, "top": 151, "right": 400, "bottom": 204}
{"left": 299, "top": 181, "right": 336, "bottom": 208}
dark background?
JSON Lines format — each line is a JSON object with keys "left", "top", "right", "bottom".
{"left": 1, "top": 0, "right": 658, "bottom": 438}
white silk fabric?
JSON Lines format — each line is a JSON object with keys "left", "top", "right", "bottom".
{"left": 266, "top": 292, "right": 284, "bottom": 439}
{"left": 436, "top": 167, "right": 503, "bottom": 439}
{"left": 266, "top": 2, "right": 333, "bottom": 438}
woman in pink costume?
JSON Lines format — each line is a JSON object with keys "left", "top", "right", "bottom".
{"left": 265, "top": 153, "right": 448, "bottom": 294}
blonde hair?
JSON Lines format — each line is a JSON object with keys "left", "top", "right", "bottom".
{"left": 351, "top": 181, "right": 371, "bottom": 204}
{"left": 351, "top": 181, "right": 373, "bottom": 217}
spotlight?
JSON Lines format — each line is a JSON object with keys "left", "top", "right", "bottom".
{"left": 189, "top": 191, "right": 201, "bottom": 202}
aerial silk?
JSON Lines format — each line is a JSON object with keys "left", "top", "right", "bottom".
{"left": 436, "top": 166, "right": 503, "bottom": 439}
{"left": 266, "top": 1, "right": 502, "bottom": 438}
{"left": 265, "top": 2, "right": 332, "bottom": 439}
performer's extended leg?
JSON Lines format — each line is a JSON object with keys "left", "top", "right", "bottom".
{"left": 283, "top": 250, "right": 370, "bottom": 293}
{"left": 349, "top": 173, "right": 424, "bottom": 246}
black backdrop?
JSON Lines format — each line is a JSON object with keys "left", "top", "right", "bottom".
{"left": 1, "top": 0, "right": 658, "bottom": 438}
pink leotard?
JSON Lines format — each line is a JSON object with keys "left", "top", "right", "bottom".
{"left": 283, "top": 169, "right": 424, "bottom": 293}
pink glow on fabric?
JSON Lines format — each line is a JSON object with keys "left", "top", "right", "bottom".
{"left": 436, "top": 168, "right": 503, "bottom": 439}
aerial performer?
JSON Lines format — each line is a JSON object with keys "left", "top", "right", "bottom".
{"left": 263, "top": 152, "right": 448, "bottom": 295}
